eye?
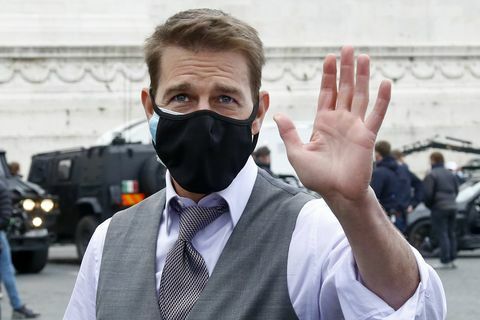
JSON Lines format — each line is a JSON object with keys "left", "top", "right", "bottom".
{"left": 218, "top": 95, "right": 235, "bottom": 104}
{"left": 171, "top": 94, "right": 190, "bottom": 103}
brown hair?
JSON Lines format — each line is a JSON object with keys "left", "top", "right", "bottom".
{"left": 8, "top": 162, "right": 20, "bottom": 175}
{"left": 375, "top": 140, "right": 391, "bottom": 158}
{"left": 391, "top": 149, "right": 404, "bottom": 160}
{"left": 430, "top": 152, "right": 445, "bottom": 164}
{"left": 253, "top": 146, "right": 271, "bottom": 158}
{"left": 144, "top": 9, "right": 265, "bottom": 103}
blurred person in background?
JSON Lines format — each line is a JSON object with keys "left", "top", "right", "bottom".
{"left": 0, "top": 177, "right": 40, "bottom": 319}
{"left": 392, "top": 149, "right": 424, "bottom": 214}
{"left": 424, "top": 152, "right": 459, "bottom": 269}
{"left": 8, "top": 162, "right": 21, "bottom": 178}
{"left": 252, "top": 146, "right": 274, "bottom": 176}
{"left": 371, "top": 141, "right": 405, "bottom": 231}
{"left": 445, "top": 161, "right": 466, "bottom": 185}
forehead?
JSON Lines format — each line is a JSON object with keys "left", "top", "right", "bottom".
{"left": 157, "top": 46, "right": 250, "bottom": 93}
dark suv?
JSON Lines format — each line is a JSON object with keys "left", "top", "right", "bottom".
{"left": 28, "top": 141, "right": 165, "bottom": 259}
{"left": 407, "top": 173, "right": 480, "bottom": 256}
{"left": 0, "top": 149, "right": 58, "bottom": 273}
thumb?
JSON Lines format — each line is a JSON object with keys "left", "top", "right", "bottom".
{"left": 274, "top": 113, "right": 302, "bottom": 153}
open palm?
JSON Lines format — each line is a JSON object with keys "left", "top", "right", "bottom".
{"left": 275, "top": 47, "right": 391, "bottom": 202}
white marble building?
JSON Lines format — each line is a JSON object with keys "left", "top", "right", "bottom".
{"left": 0, "top": 0, "right": 479, "bottom": 175}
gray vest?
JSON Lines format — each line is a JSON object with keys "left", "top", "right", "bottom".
{"left": 96, "top": 170, "right": 315, "bottom": 320}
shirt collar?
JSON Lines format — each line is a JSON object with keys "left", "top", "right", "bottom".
{"left": 163, "top": 156, "right": 258, "bottom": 234}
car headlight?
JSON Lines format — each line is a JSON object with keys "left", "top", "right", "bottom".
{"left": 32, "top": 217, "right": 43, "bottom": 227}
{"left": 22, "top": 199, "right": 36, "bottom": 211}
{"left": 40, "top": 199, "right": 55, "bottom": 212}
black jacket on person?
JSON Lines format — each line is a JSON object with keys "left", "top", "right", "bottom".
{"left": 371, "top": 156, "right": 401, "bottom": 212}
{"left": 0, "top": 178, "right": 12, "bottom": 231}
{"left": 423, "top": 164, "right": 459, "bottom": 211}
{"left": 396, "top": 163, "right": 424, "bottom": 211}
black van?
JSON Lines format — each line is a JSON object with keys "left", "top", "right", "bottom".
{"left": 0, "top": 149, "right": 58, "bottom": 273}
{"left": 28, "top": 141, "right": 165, "bottom": 259}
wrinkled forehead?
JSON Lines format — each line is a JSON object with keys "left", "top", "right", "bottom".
{"left": 156, "top": 46, "right": 252, "bottom": 96}
{"left": 158, "top": 46, "right": 250, "bottom": 82}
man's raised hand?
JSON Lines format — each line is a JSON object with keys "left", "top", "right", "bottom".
{"left": 274, "top": 46, "right": 391, "bottom": 204}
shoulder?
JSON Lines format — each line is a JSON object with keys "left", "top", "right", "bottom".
{"left": 297, "top": 199, "right": 341, "bottom": 230}
{"left": 90, "top": 218, "right": 111, "bottom": 254}
{"left": 76, "top": 217, "right": 112, "bottom": 285}
{"left": 373, "top": 165, "right": 387, "bottom": 174}
{"left": 397, "top": 164, "right": 410, "bottom": 176}
{"left": 430, "top": 168, "right": 444, "bottom": 178}
{"left": 256, "top": 169, "right": 316, "bottom": 201}
{"left": 373, "top": 166, "right": 391, "bottom": 179}
{"left": 248, "top": 171, "right": 318, "bottom": 224}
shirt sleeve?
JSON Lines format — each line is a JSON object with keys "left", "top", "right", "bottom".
{"left": 288, "top": 199, "right": 447, "bottom": 320}
{"left": 63, "top": 219, "right": 111, "bottom": 320}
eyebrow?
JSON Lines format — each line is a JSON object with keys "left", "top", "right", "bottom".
{"left": 162, "top": 83, "right": 194, "bottom": 99}
{"left": 162, "top": 82, "right": 245, "bottom": 101}
{"left": 212, "top": 84, "right": 243, "bottom": 98}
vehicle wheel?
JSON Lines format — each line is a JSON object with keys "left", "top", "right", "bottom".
{"left": 139, "top": 155, "right": 166, "bottom": 196}
{"left": 408, "top": 219, "right": 437, "bottom": 257}
{"left": 12, "top": 248, "right": 49, "bottom": 274}
{"left": 75, "top": 215, "right": 99, "bottom": 260}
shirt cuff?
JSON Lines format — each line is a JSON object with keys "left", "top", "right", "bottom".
{"left": 335, "top": 246, "right": 435, "bottom": 320}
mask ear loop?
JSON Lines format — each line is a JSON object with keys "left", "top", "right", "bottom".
{"left": 251, "top": 133, "right": 259, "bottom": 153}
{"left": 149, "top": 88, "right": 162, "bottom": 115}
{"left": 250, "top": 92, "right": 262, "bottom": 152}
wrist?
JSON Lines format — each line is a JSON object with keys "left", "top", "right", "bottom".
{"left": 323, "top": 187, "right": 379, "bottom": 219}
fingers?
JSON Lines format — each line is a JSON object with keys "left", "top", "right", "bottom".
{"left": 336, "top": 46, "right": 355, "bottom": 111}
{"left": 317, "top": 54, "right": 337, "bottom": 113}
{"left": 273, "top": 113, "right": 302, "bottom": 155}
{"left": 351, "top": 54, "right": 370, "bottom": 120}
{"left": 315, "top": 46, "right": 388, "bottom": 135}
{"left": 365, "top": 80, "right": 392, "bottom": 135}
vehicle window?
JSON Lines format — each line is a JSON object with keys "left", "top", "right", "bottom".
{"left": 0, "top": 164, "right": 5, "bottom": 177}
{"left": 28, "top": 159, "right": 49, "bottom": 184}
{"left": 57, "top": 159, "right": 72, "bottom": 181}
{"left": 0, "top": 156, "right": 8, "bottom": 178}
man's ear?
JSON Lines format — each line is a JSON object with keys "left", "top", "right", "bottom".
{"left": 252, "top": 91, "right": 270, "bottom": 135}
{"left": 141, "top": 88, "right": 154, "bottom": 120}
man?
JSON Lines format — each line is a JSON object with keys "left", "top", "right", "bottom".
{"left": 424, "top": 152, "right": 459, "bottom": 269}
{"left": 65, "top": 9, "right": 446, "bottom": 319}
{"left": 0, "top": 177, "right": 40, "bottom": 319}
{"left": 370, "top": 141, "right": 404, "bottom": 231}
{"left": 252, "top": 146, "right": 274, "bottom": 175}
{"left": 8, "top": 162, "right": 21, "bottom": 177}
{"left": 392, "top": 149, "right": 424, "bottom": 220}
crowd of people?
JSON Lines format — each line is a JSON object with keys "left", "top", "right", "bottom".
{"left": 371, "top": 141, "right": 460, "bottom": 270}
{"left": 254, "top": 141, "right": 462, "bottom": 271}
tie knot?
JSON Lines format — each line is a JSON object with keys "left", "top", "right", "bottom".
{"left": 177, "top": 205, "right": 226, "bottom": 241}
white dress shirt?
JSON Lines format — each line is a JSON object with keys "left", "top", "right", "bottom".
{"left": 64, "top": 157, "right": 446, "bottom": 320}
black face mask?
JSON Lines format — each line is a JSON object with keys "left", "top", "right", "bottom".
{"left": 149, "top": 90, "right": 259, "bottom": 194}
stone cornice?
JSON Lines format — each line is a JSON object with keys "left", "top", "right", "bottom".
{"left": 0, "top": 46, "right": 143, "bottom": 59}
{"left": 2, "top": 45, "right": 480, "bottom": 59}
{"left": 1, "top": 45, "right": 480, "bottom": 84}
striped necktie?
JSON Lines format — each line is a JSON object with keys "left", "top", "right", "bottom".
{"left": 158, "top": 204, "right": 226, "bottom": 320}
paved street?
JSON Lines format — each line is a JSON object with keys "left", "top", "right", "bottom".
{"left": 0, "top": 245, "right": 479, "bottom": 319}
